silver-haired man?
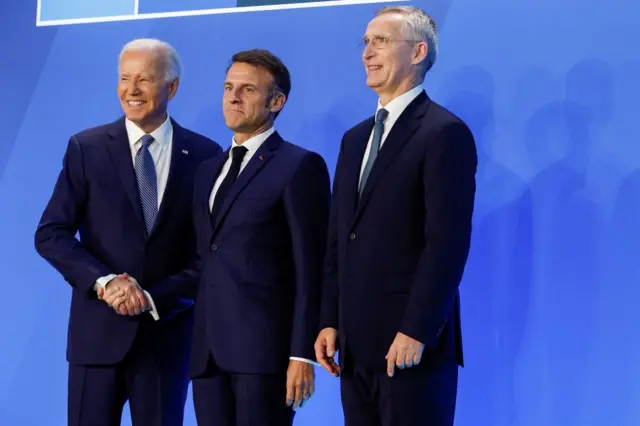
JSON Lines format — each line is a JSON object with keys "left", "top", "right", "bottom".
{"left": 315, "top": 6, "right": 476, "bottom": 426}
{"left": 34, "top": 38, "right": 222, "bottom": 425}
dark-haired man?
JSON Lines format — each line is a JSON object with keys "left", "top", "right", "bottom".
{"left": 190, "top": 49, "right": 331, "bottom": 426}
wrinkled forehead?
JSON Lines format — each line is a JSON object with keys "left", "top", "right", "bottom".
{"left": 119, "top": 49, "right": 166, "bottom": 76}
{"left": 225, "top": 63, "right": 275, "bottom": 89}
{"left": 364, "top": 13, "right": 407, "bottom": 38}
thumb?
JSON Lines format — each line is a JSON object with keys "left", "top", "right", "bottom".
{"left": 327, "top": 337, "right": 336, "bottom": 358}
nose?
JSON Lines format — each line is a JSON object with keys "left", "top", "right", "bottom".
{"left": 363, "top": 43, "right": 375, "bottom": 60}
{"left": 226, "top": 88, "right": 241, "bottom": 104}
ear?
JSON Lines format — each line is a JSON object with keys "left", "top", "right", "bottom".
{"left": 269, "top": 91, "right": 287, "bottom": 114}
{"left": 167, "top": 77, "right": 180, "bottom": 100}
{"left": 411, "top": 41, "right": 428, "bottom": 66}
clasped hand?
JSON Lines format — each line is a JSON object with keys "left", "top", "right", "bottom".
{"left": 97, "top": 273, "right": 149, "bottom": 316}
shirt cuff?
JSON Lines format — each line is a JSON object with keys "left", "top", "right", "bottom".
{"left": 93, "top": 274, "right": 117, "bottom": 291}
{"left": 142, "top": 290, "right": 160, "bottom": 321}
{"left": 289, "top": 357, "right": 320, "bottom": 367}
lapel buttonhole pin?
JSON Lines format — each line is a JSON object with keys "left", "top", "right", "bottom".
{"left": 259, "top": 155, "right": 264, "bottom": 160}
{"left": 182, "top": 149, "right": 189, "bottom": 155}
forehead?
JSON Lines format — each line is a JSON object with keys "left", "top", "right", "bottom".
{"left": 365, "top": 13, "right": 406, "bottom": 36}
{"left": 119, "top": 49, "right": 162, "bottom": 75}
{"left": 225, "top": 62, "right": 274, "bottom": 87}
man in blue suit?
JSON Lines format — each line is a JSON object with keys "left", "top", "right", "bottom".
{"left": 190, "top": 49, "right": 330, "bottom": 426}
{"left": 315, "top": 6, "right": 477, "bottom": 426}
{"left": 34, "top": 39, "right": 222, "bottom": 426}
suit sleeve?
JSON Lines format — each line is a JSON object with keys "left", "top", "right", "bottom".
{"left": 145, "top": 144, "right": 222, "bottom": 319}
{"left": 283, "top": 152, "right": 331, "bottom": 360}
{"left": 34, "top": 136, "right": 112, "bottom": 296}
{"left": 399, "top": 122, "right": 477, "bottom": 349}
{"left": 319, "top": 135, "right": 346, "bottom": 331}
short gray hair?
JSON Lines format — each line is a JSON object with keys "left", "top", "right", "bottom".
{"left": 119, "top": 38, "right": 181, "bottom": 82}
{"left": 376, "top": 6, "right": 438, "bottom": 74}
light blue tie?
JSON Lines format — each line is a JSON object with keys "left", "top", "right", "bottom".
{"left": 134, "top": 134, "right": 157, "bottom": 235}
{"left": 359, "top": 108, "right": 389, "bottom": 195}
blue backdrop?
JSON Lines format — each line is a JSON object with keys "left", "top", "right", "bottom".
{"left": 1, "top": 0, "right": 638, "bottom": 425}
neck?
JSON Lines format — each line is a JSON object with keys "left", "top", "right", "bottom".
{"left": 233, "top": 120, "right": 273, "bottom": 145}
{"left": 377, "top": 77, "right": 422, "bottom": 107}
{"left": 135, "top": 112, "right": 168, "bottom": 134}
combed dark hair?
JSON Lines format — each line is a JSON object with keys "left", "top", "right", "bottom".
{"left": 228, "top": 49, "right": 291, "bottom": 99}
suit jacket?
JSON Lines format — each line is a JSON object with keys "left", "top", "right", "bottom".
{"left": 320, "top": 92, "right": 477, "bottom": 371}
{"left": 190, "top": 132, "right": 330, "bottom": 377}
{"left": 34, "top": 117, "right": 222, "bottom": 366}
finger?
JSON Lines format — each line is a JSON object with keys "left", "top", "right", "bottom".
{"left": 315, "top": 343, "right": 337, "bottom": 376}
{"left": 117, "top": 303, "right": 128, "bottom": 316}
{"left": 293, "top": 382, "right": 304, "bottom": 410}
{"left": 136, "top": 291, "right": 149, "bottom": 312}
{"left": 285, "top": 379, "right": 295, "bottom": 407}
{"left": 396, "top": 347, "right": 407, "bottom": 369}
{"left": 326, "top": 338, "right": 336, "bottom": 358}
{"left": 307, "top": 378, "right": 315, "bottom": 399}
{"left": 106, "top": 292, "right": 127, "bottom": 307}
{"left": 405, "top": 350, "right": 414, "bottom": 368}
{"left": 97, "top": 287, "right": 105, "bottom": 299}
{"left": 129, "top": 292, "right": 143, "bottom": 315}
{"left": 386, "top": 348, "right": 396, "bottom": 377}
{"left": 125, "top": 298, "right": 136, "bottom": 316}
{"left": 414, "top": 346, "right": 424, "bottom": 365}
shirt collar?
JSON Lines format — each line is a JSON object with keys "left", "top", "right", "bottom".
{"left": 125, "top": 115, "right": 173, "bottom": 148}
{"left": 230, "top": 127, "right": 275, "bottom": 159}
{"left": 376, "top": 85, "right": 424, "bottom": 123}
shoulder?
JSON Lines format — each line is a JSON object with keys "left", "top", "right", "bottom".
{"left": 278, "top": 139, "right": 326, "bottom": 167}
{"left": 424, "top": 99, "right": 472, "bottom": 136}
{"left": 70, "top": 118, "right": 122, "bottom": 147}
{"left": 177, "top": 125, "right": 222, "bottom": 158}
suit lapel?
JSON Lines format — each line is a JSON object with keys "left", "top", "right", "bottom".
{"left": 212, "top": 132, "right": 282, "bottom": 232}
{"left": 354, "top": 92, "right": 430, "bottom": 220}
{"left": 152, "top": 119, "right": 190, "bottom": 235}
{"left": 106, "top": 118, "right": 146, "bottom": 230}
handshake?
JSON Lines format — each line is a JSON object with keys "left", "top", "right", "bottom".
{"left": 97, "top": 273, "right": 151, "bottom": 316}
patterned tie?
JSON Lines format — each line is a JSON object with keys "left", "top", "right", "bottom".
{"left": 211, "top": 145, "right": 249, "bottom": 226}
{"left": 359, "top": 108, "right": 389, "bottom": 195}
{"left": 134, "top": 134, "right": 157, "bottom": 235}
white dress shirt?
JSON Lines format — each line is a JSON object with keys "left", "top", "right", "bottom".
{"left": 94, "top": 115, "right": 175, "bottom": 321}
{"left": 359, "top": 85, "right": 424, "bottom": 184}
{"left": 209, "top": 127, "right": 318, "bottom": 367}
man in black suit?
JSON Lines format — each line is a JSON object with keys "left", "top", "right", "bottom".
{"left": 190, "top": 49, "right": 330, "bottom": 426}
{"left": 315, "top": 6, "right": 477, "bottom": 426}
{"left": 34, "top": 38, "right": 221, "bottom": 425}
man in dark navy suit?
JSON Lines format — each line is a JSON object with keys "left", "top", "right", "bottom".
{"left": 315, "top": 6, "right": 477, "bottom": 426}
{"left": 190, "top": 49, "right": 330, "bottom": 426}
{"left": 34, "top": 39, "right": 222, "bottom": 426}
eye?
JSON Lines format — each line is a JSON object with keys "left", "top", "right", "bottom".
{"left": 244, "top": 87, "right": 255, "bottom": 93}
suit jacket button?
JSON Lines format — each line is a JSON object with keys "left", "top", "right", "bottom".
{"left": 211, "top": 244, "right": 218, "bottom": 251}
{"left": 349, "top": 233, "right": 356, "bottom": 240}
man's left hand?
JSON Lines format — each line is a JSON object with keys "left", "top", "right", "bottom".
{"left": 385, "top": 332, "right": 425, "bottom": 377}
{"left": 285, "top": 360, "right": 315, "bottom": 410}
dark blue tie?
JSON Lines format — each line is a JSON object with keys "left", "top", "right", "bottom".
{"left": 359, "top": 108, "right": 389, "bottom": 195}
{"left": 134, "top": 134, "right": 157, "bottom": 235}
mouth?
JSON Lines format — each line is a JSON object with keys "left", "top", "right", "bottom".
{"left": 126, "top": 100, "right": 146, "bottom": 108}
{"left": 367, "top": 65, "right": 382, "bottom": 72}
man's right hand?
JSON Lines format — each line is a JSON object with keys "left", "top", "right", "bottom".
{"left": 98, "top": 274, "right": 148, "bottom": 316}
{"left": 314, "top": 327, "right": 341, "bottom": 377}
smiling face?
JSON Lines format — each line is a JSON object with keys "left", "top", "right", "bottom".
{"left": 222, "top": 62, "right": 285, "bottom": 143}
{"left": 362, "top": 13, "right": 428, "bottom": 105}
{"left": 118, "top": 49, "right": 178, "bottom": 133}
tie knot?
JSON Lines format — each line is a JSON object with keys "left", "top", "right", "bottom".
{"left": 376, "top": 108, "right": 389, "bottom": 123}
{"left": 231, "top": 145, "right": 248, "bottom": 161}
{"left": 140, "top": 134, "right": 155, "bottom": 149}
